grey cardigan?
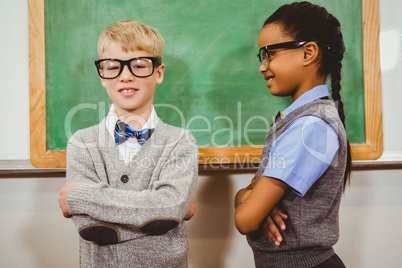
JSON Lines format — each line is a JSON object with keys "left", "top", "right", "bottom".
{"left": 248, "top": 100, "right": 348, "bottom": 268}
{"left": 66, "top": 117, "right": 198, "bottom": 268}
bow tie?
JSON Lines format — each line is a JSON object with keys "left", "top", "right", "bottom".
{"left": 114, "top": 119, "right": 153, "bottom": 146}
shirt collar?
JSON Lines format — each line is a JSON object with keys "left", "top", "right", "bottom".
{"left": 106, "top": 104, "right": 158, "bottom": 138}
{"left": 282, "top": 85, "right": 330, "bottom": 117}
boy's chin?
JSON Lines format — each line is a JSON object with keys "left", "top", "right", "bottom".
{"left": 114, "top": 104, "right": 153, "bottom": 115}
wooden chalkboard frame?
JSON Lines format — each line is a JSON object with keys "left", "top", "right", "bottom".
{"left": 29, "top": 0, "right": 383, "bottom": 168}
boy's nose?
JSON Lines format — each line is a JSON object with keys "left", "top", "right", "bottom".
{"left": 119, "top": 65, "right": 135, "bottom": 81}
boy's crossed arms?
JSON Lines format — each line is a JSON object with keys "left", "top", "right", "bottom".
{"left": 58, "top": 126, "right": 198, "bottom": 245}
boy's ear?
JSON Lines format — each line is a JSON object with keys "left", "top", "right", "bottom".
{"left": 100, "top": 77, "right": 107, "bottom": 88}
{"left": 155, "top": 63, "right": 165, "bottom": 85}
{"left": 302, "top": 42, "right": 320, "bottom": 66}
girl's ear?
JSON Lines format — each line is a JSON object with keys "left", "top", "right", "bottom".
{"left": 302, "top": 42, "right": 320, "bottom": 66}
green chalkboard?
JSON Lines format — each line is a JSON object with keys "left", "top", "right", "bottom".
{"left": 45, "top": 0, "right": 365, "bottom": 151}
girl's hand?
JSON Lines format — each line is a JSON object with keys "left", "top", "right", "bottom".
{"left": 235, "top": 172, "right": 258, "bottom": 207}
{"left": 262, "top": 207, "right": 288, "bottom": 247}
{"left": 240, "top": 189, "right": 253, "bottom": 203}
{"left": 250, "top": 173, "right": 257, "bottom": 188}
{"left": 234, "top": 188, "right": 253, "bottom": 208}
{"left": 234, "top": 176, "right": 288, "bottom": 235}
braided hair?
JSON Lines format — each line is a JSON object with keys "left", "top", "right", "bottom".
{"left": 264, "top": 1, "right": 351, "bottom": 189}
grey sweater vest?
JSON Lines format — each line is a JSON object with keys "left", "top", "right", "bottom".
{"left": 247, "top": 100, "right": 348, "bottom": 268}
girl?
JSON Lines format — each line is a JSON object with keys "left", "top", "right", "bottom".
{"left": 234, "top": 2, "right": 351, "bottom": 267}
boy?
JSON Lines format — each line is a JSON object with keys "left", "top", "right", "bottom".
{"left": 58, "top": 20, "right": 198, "bottom": 267}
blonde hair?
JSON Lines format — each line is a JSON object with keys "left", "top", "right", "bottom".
{"left": 98, "top": 20, "right": 164, "bottom": 58}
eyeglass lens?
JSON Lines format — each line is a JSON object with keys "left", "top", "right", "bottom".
{"left": 98, "top": 58, "right": 154, "bottom": 78}
{"left": 259, "top": 49, "right": 269, "bottom": 68}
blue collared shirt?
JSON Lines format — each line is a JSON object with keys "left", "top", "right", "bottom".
{"left": 263, "top": 85, "right": 340, "bottom": 196}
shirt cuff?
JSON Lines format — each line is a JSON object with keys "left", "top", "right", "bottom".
{"left": 263, "top": 168, "right": 313, "bottom": 197}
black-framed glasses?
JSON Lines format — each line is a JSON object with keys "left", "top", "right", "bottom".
{"left": 94, "top": 57, "right": 162, "bottom": 79}
{"left": 258, "top": 41, "right": 316, "bottom": 68}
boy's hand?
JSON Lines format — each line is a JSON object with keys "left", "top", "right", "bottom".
{"left": 262, "top": 207, "right": 288, "bottom": 247}
{"left": 185, "top": 198, "right": 196, "bottom": 221}
{"left": 58, "top": 181, "right": 78, "bottom": 218}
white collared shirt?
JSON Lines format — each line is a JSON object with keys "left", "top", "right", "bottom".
{"left": 105, "top": 104, "right": 158, "bottom": 165}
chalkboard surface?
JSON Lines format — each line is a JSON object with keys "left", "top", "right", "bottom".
{"left": 45, "top": 0, "right": 364, "bottom": 150}
{"left": 29, "top": 0, "right": 383, "bottom": 167}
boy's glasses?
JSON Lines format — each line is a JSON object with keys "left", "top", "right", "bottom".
{"left": 258, "top": 41, "right": 315, "bottom": 68}
{"left": 95, "top": 57, "right": 162, "bottom": 79}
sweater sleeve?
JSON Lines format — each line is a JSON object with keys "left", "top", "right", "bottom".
{"left": 66, "top": 131, "right": 149, "bottom": 244}
{"left": 67, "top": 132, "right": 199, "bottom": 234}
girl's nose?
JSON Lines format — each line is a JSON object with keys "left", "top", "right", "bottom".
{"left": 259, "top": 64, "right": 268, "bottom": 74}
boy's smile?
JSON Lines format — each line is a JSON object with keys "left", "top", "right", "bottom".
{"left": 99, "top": 41, "right": 164, "bottom": 127}
{"left": 119, "top": 87, "right": 138, "bottom": 97}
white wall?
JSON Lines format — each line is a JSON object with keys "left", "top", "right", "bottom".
{"left": 0, "top": 0, "right": 401, "bottom": 267}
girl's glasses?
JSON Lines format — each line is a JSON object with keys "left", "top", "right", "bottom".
{"left": 258, "top": 41, "right": 314, "bottom": 68}
{"left": 95, "top": 57, "right": 162, "bottom": 79}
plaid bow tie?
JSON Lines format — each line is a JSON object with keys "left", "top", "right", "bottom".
{"left": 114, "top": 120, "right": 153, "bottom": 146}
